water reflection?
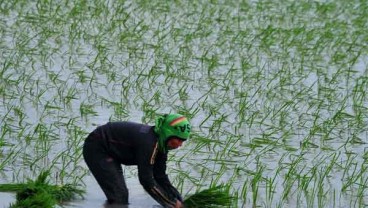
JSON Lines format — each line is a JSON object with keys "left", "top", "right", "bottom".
{"left": 103, "top": 202, "right": 129, "bottom": 208}
{"left": 104, "top": 205, "right": 162, "bottom": 208}
{"left": 63, "top": 174, "right": 160, "bottom": 208}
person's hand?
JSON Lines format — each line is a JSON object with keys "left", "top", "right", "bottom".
{"left": 174, "top": 200, "right": 184, "bottom": 208}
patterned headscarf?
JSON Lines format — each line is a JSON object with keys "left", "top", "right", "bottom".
{"left": 154, "top": 114, "right": 191, "bottom": 152}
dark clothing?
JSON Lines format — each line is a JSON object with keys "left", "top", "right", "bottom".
{"left": 83, "top": 121, "right": 182, "bottom": 208}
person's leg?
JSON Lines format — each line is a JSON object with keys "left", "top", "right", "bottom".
{"left": 102, "top": 158, "right": 129, "bottom": 204}
{"left": 103, "top": 202, "right": 129, "bottom": 208}
{"left": 83, "top": 137, "right": 129, "bottom": 204}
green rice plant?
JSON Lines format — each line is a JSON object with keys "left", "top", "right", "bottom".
{"left": 316, "top": 168, "right": 328, "bottom": 208}
{"left": 281, "top": 153, "right": 305, "bottom": 202}
{"left": 79, "top": 101, "right": 98, "bottom": 118}
{"left": 10, "top": 187, "right": 56, "bottom": 208}
{"left": 0, "top": 148, "right": 21, "bottom": 172}
{"left": 101, "top": 98, "right": 129, "bottom": 121}
{"left": 183, "top": 184, "right": 234, "bottom": 208}
{"left": 265, "top": 166, "right": 280, "bottom": 207}
{"left": 354, "top": 173, "right": 368, "bottom": 208}
{"left": 299, "top": 166, "right": 317, "bottom": 207}
{"left": 189, "top": 133, "right": 215, "bottom": 153}
{"left": 1, "top": 0, "right": 367, "bottom": 207}
{"left": 0, "top": 170, "right": 84, "bottom": 208}
{"left": 251, "top": 160, "right": 265, "bottom": 208}
{"left": 209, "top": 162, "right": 228, "bottom": 186}
{"left": 342, "top": 162, "right": 368, "bottom": 194}
{"left": 239, "top": 179, "right": 248, "bottom": 207}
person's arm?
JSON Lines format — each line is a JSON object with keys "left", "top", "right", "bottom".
{"left": 136, "top": 144, "right": 179, "bottom": 207}
{"left": 153, "top": 152, "right": 183, "bottom": 202}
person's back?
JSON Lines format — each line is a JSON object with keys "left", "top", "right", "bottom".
{"left": 97, "top": 121, "right": 157, "bottom": 166}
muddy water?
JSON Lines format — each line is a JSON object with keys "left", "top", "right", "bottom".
{"left": 0, "top": 193, "right": 13, "bottom": 208}
{"left": 65, "top": 175, "right": 160, "bottom": 208}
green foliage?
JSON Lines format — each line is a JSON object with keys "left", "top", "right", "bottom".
{"left": 183, "top": 185, "right": 234, "bottom": 208}
{"left": 1, "top": 0, "right": 368, "bottom": 207}
{"left": 0, "top": 171, "right": 85, "bottom": 208}
{"left": 11, "top": 186, "right": 56, "bottom": 208}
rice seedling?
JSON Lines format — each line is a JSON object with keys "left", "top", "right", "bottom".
{"left": 265, "top": 169, "right": 279, "bottom": 207}
{"left": 250, "top": 160, "right": 265, "bottom": 207}
{"left": 1, "top": 0, "right": 368, "bottom": 207}
{"left": 79, "top": 102, "right": 98, "bottom": 118}
{"left": 183, "top": 184, "right": 234, "bottom": 208}
{"left": 0, "top": 171, "right": 84, "bottom": 208}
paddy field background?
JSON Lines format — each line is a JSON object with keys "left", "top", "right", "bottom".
{"left": 0, "top": 0, "right": 368, "bottom": 207}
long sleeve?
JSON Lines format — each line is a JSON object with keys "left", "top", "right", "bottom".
{"left": 136, "top": 143, "right": 178, "bottom": 207}
{"left": 153, "top": 152, "right": 183, "bottom": 201}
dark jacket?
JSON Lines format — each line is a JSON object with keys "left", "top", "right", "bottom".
{"left": 95, "top": 121, "right": 182, "bottom": 207}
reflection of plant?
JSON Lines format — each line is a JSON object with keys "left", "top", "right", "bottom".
{"left": 0, "top": 171, "right": 84, "bottom": 208}
{"left": 183, "top": 184, "right": 234, "bottom": 208}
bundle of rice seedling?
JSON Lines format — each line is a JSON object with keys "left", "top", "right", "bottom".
{"left": 0, "top": 170, "right": 85, "bottom": 208}
{"left": 183, "top": 184, "right": 234, "bottom": 208}
{"left": 50, "top": 183, "right": 85, "bottom": 202}
{"left": 10, "top": 185, "right": 56, "bottom": 208}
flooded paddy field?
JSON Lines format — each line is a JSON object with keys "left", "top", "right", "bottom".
{"left": 0, "top": 0, "right": 368, "bottom": 207}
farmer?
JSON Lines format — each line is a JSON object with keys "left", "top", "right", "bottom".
{"left": 83, "top": 113, "right": 191, "bottom": 208}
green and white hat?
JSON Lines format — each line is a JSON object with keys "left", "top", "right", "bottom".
{"left": 154, "top": 114, "right": 191, "bottom": 152}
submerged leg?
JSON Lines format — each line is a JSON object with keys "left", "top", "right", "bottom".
{"left": 83, "top": 138, "right": 129, "bottom": 204}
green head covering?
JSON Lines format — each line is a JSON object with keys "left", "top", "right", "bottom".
{"left": 154, "top": 114, "right": 191, "bottom": 152}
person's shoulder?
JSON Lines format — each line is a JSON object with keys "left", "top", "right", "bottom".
{"left": 139, "top": 124, "right": 154, "bottom": 133}
{"left": 107, "top": 121, "right": 141, "bottom": 126}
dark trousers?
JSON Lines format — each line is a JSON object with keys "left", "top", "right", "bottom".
{"left": 83, "top": 130, "right": 129, "bottom": 204}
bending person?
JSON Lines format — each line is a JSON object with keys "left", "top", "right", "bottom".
{"left": 83, "top": 113, "right": 191, "bottom": 208}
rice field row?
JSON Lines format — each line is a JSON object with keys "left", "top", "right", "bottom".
{"left": 1, "top": 0, "right": 368, "bottom": 207}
